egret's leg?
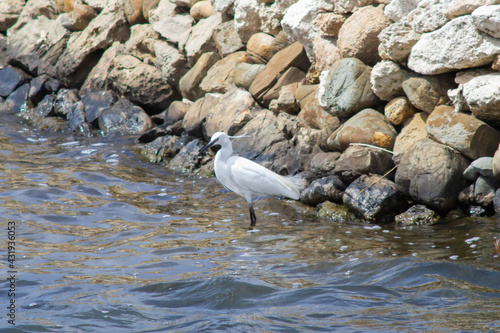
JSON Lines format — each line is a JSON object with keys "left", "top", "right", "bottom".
{"left": 248, "top": 203, "right": 257, "bottom": 227}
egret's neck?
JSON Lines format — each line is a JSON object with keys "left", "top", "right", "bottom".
{"left": 215, "top": 141, "right": 233, "bottom": 163}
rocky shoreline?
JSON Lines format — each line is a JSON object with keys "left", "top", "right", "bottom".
{"left": 1, "top": 0, "right": 500, "bottom": 224}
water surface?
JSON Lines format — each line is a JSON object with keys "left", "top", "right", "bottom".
{"left": 0, "top": 114, "right": 499, "bottom": 332}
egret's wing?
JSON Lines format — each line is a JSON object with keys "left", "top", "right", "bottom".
{"left": 227, "top": 156, "right": 300, "bottom": 200}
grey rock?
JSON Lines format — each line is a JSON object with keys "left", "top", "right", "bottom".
{"left": 98, "top": 99, "right": 153, "bottom": 136}
{"left": 463, "top": 157, "right": 494, "bottom": 180}
{"left": 0, "top": 66, "right": 31, "bottom": 97}
{"left": 395, "top": 205, "right": 440, "bottom": 225}
{"left": 318, "top": 58, "right": 379, "bottom": 119}
{"left": 395, "top": 138, "right": 470, "bottom": 212}
{"left": 300, "top": 176, "right": 346, "bottom": 206}
{"left": 343, "top": 174, "right": 408, "bottom": 223}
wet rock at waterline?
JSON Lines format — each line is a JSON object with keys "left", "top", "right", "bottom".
{"left": 395, "top": 205, "right": 440, "bottom": 225}
{"left": 300, "top": 176, "right": 346, "bottom": 206}
{"left": 343, "top": 174, "right": 408, "bottom": 223}
{"left": 98, "top": 99, "right": 154, "bottom": 136}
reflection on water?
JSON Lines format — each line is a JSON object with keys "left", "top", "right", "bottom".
{"left": 0, "top": 114, "right": 499, "bottom": 332}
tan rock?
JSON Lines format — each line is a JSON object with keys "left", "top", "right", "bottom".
{"left": 392, "top": 112, "right": 428, "bottom": 164}
{"left": 327, "top": 108, "right": 397, "bottom": 151}
{"left": 142, "top": 0, "right": 160, "bottom": 21}
{"left": 179, "top": 51, "right": 220, "bottom": 101}
{"left": 493, "top": 144, "right": 500, "bottom": 179}
{"left": 426, "top": 105, "right": 500, "bottom": 159}
{"left": 246, "top": 32, "right": 277, "bottom": 64}
{"left": 313, "top": 12, "right": 346, "bottom": 36}
{"left": 446, "top": 0, "right": 500, "bottom": 19}
{"left": 190, "top": 0, "right": 216, "bottom": 21}
{"left": 384, "top": 96, "right": 416, "bottom": 126}
{"left": 55, "top": 0, "right": 74, "bottom": 13}
{"left": 213, "top": 21, "right": 244, "bottom": 58}
{"left": 402, "top": 76, "right": 450, "bottom": 113}
{"left": 123, "top": 0, "right": 146, "bottom": 25}
{"left": 199, "top": 51, "right": 247, "bottom": 95}
{"left": 262, "top": 66, "right": 306, "bottom": 106}
{"left": 232, "top": 62, "right": 265, "bottom": 90}
{"left": 70, "top": 4, "right": 97, "bottom": 31}
{"left": 337, "top": 5, "right": 391, "bottom": 66}
{"left": 249, "top": 41, "right": 310, "bottom": 105}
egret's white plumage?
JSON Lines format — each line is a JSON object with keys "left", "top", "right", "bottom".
{"left": 200, "top": 132, "right": 306, "bottom": 226}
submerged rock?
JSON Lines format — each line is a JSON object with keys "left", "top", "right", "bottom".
{"left": 395, "top": 205, "right": 440, "bottom": 225}
{"left": 317, "top": 201, "right": 358, "bottom": 222}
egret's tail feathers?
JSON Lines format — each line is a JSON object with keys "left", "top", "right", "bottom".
{"left": 280, "top": 174, "right": 308, "bottom": 200}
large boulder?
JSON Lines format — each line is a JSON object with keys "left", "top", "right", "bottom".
{"left": 370, "top": 60, "right": 413, "bottom": 101}
{"left": 152, "top": 14, "right": 194, "bottom": 45}
{"left": 395, "top": 138, "right": 470, "bottom": 212}
{"left": 7, "top": 15, "right": 70, "bottom": 75}
{"left": 402, "top": 76, "right": 452, "bottom": 113}
{"left": 318, "top": 58, "right": 379, "bottom": 119}
{"left": 199, "top": 52, "right": 247, "bottom": 95}
{"left": 0, "top": 0, "right": 25, "bottom": 33}
{"left": 249, "top": 41, "right": 310, "bottom": 106}
{"left": 204, "top": 87, "right": 260, "bottom": 138}
{"left": 378, "top": 20, "right": 421, "bottom": 64}
{"left": 472, "top": 4, "right": 500, "bottom": 38}
{"left": 327, "top": 108, "right": 397, "bottom": 151}
{"left": 426, "top": 105, "right": 500, "bottom": 159}
{"left": 108, "top": 55, "right": 174, "bottom": 112}
{"left": 343, "top": 174, "right": 408, "bottom": 223}
{"left": 334, "top": 145, "right": 395, "bottom": 183}
{"left": 408, "top": 15, "right": 500, "bottom": 75}
{"left": 56, "top": 4, "right": 130, "bottom": 88}
{"left": 461, "top": 73, "right": 500, "bottom": 125}
{"left": 179, "top": 51, "right": 220, "bottom": 101}
{"left": 179, "top": 12, "right": 222, "bottom": 66}
{"left": 392, "top": 112, "right": 428, "bottom": 164}
{"left": 337, "top": 5, "right": 391, "bottom": 66}
{"left": 98, "top": 99, "right": 153, "bottom": 136}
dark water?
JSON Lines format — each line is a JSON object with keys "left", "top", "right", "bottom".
{"left": 0, "top": 113, "right": 499, "bottom": 333}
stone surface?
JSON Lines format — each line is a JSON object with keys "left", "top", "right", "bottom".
{"left": 179, "top": 51, "right": 220, "bottom": 101}
{"left": 392, "top": 112, "right": 428, "bottom": 164}
{"left": 232, "top": 62, "right": 266, "bottom": 90}
{"left": 53, "top": 88, "right": 80, "bottom": 118}
{"left": 383, "top": 0, "right": 419, "bottom": 21}
{"left": 378, "top": 20, "right": 421, "bottom": 64}
{"left": 446, "top": 0, "right": 500, "bottom": 19}
{"left": 81, "top": 42, "right": 124, "bottom": 91}
{"left": 190, "top": 1, "right": 216, "bottom": 21}
{"left": 179, "top": 12, "right": 222, "bottom": 66}
{"left": 318, "top": 58, "right": 379, "bottom": 119}
{"left": 182, "top": 93, "right": 222, "bottom": 136}
{"left": 152, "top": 14, "right": 194, "bottom": 45}
{"left": 81, "top": 90, "right": 117, "bottom": 123}
{"left": 343, "top": 174, "right": 408, "bottom": 223}
{"left": 327, "top": 108, "right": 397, "bottom": 151}
{"left": 98, "top": 99, "right": 153, "bottom": 136}
{"left": 309, "top": 151, "right": 341, "bottom": 174}
{"left": 384, "top": 97, "right": 416, "bottom": 126}
{"left": 426, "top": 105, "right": 500, "bottom": 159}
{"left": 402, "top": 76, "right": 451, "bottom": 113}
{"left": 281, "top": 0, "right": 324, "bottom": 61}
{"left": 200, "top": 52, "right": 247, "bottom": 95}
{"left": 245, "top": 32, "right": 279, "bottom": 64}
{"left": 7, "top": 16, "right": 70, "bottom": 75}
{"left": 204, "top": 87, "right": 260, "bottom": 138}
{"left": 407, "top": 2, "right": 450, "bottom": 34}
{"left": 154, "top": 40, "right": 187, "bottom": 86}
{"left": 395, "top": 138, "right": 470, "bottom": 212}
{"left": 0, "top": 66, "right": 31, "bottom": 97}
{"left": 8, "top": 0, "right": 58, "bottom": 35}
{"left": 370, "top": 60, "right": 413, "bottom": 101}
{"left": 494, "top": 144, "right": 500, "bottom": 179}
{"left": 472, "top": 5, "right": 500, "bottom": 38}
{"left": 261, "top": 66, "right": 306, "bottom": 106}
{"left": 56, "top": 5, "right": 130, "bottom": 88}
{"left": 0, "top": 0, "right": 25, "bottom": 32}
{"left": 461, "top": 73, "right": 500, "bottom": 125}
{"left": 300, "top": 176, "right": 346, "bottom": 206}
{"left": 407, "top": 15, "right": 500, "bottom": 75}
{"left": 108, "top": 55, "right": 174, "bottom": 112}
{"left": 69, "top": 3, "right": 98, "bottom": 31}
{"left": 337, "top": 5, "right": 391, "bottom": 66}
{"left": 463, "top": 157, "right": 495, "bottom": 180}
{"left": 213, "top": 21, "right": 244, "bottom": 58}
{"left": 233, "top": 0, "right": 261, "bottom": 44}
{"left": 249, "top": 41, "right": 310, "bottom": 106}
{"left": 394, "top": 205, "right": 440, "bottom": 225}
{"left": 313, "top": 12, "right": 346, "bottom": 36}
{"left": 2, "top": 83, "right": 29, "bottom": 113}
{"left": 316, "top": 201, "right": 358, "bottom": 222}
{"left": 334, "top": 145, "right": 395, "bottom": 183}
{"left": 166, "top": 100, "right": 191, "bottom": 124}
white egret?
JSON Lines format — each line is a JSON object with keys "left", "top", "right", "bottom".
{"left": 199, "top": 132, "right": 306, "bottom": 227}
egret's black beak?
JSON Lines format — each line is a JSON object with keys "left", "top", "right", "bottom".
{"left": 199, "top": 137, "right": 218, "bottom": 155}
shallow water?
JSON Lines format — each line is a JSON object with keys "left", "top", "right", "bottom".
{"left": 0, "top": 114, "right": 499, "bottom": 332}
